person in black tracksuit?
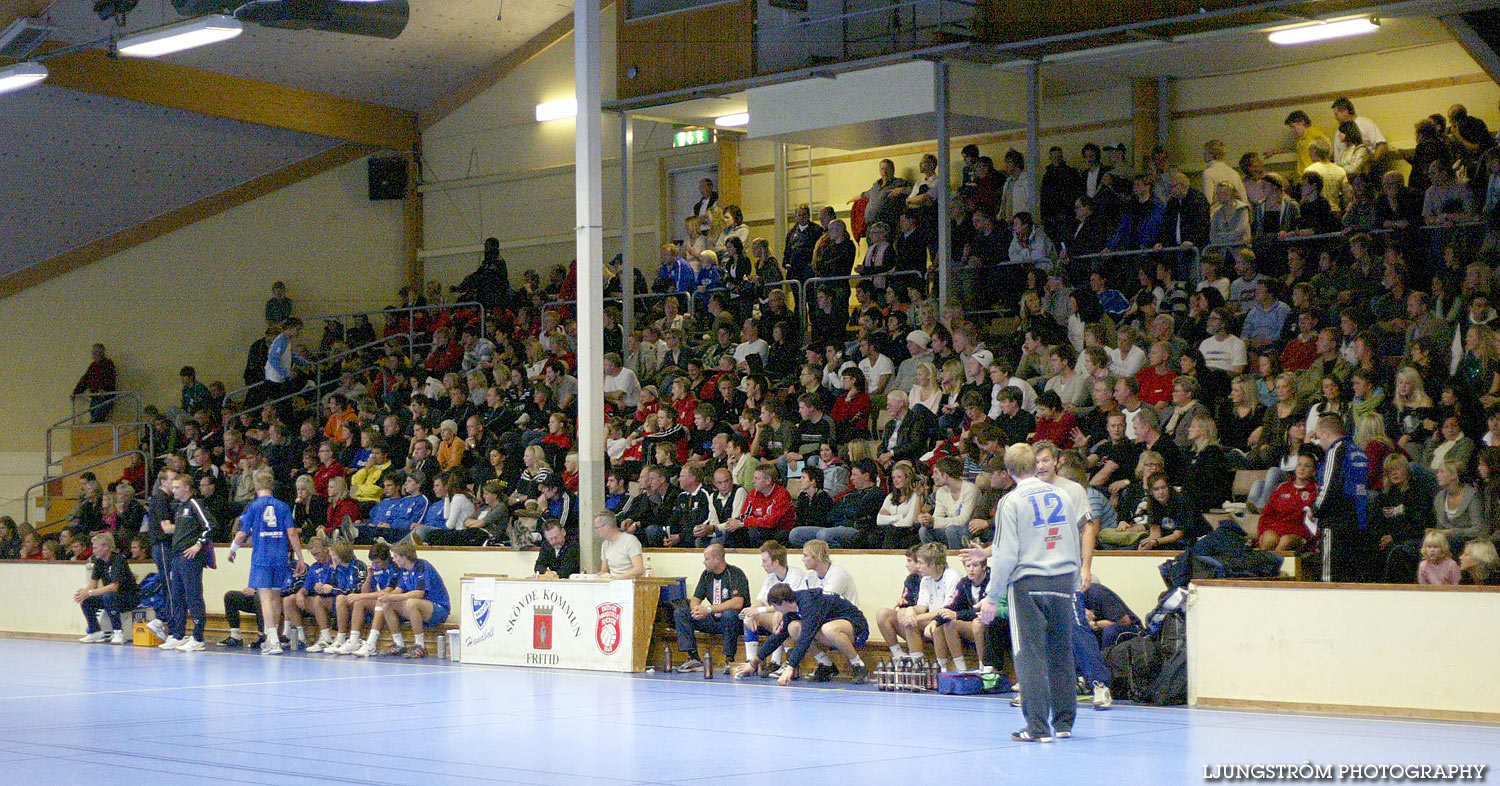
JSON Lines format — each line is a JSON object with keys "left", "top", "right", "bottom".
{"left": 936, "top": 561, "right": 1008, "bottom": 674}
{"left": 738, "top": 586, "right": 870, "bottom": 685}
{"left": 144, "top": 470, "right": 179, "bottom": 639}
{"left": 161, "top": 475, "right": 217, "bottom": 649}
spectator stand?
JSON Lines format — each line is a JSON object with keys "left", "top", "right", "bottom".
{"left": 31, "top": 394, "right": 153, "bottom": 535}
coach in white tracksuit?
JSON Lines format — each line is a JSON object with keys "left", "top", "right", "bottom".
{"left": 980, "top": 443, "right": 1081, "bottom": 742}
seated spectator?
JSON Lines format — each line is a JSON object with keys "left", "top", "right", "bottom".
{"left": 672, "top": 544, "right": 750, "bottom": 674}
{"left": 1369, "top": 453, "right": 1432, "bottom": 583}
{"left": 1254, "top": 446, "right": 1321, "bottom": 552}
{"left": 724, "top": 463, "right": 795, "bottom": 548}
{"left": 1433, "top": 458, "right": 1486, "bottom": 552}
{"left": 1417, "top": 530, "right": 1461, "bottom": 586}
{"left": 1080, "top": 581, "right": 1141, "bottom": 649}
{"left": 875, "top": 461, "right": 923, "bottom": 549}
{"left": 921, "top": 457, "right": 978, "bottom": 549}
{"left": 74, "top": 533, "right": 139, "bottom": 645}
{"left": 1459, "top": 539, "right": 1500, "bottom": 586}
{"left": 1137, "top": 471, "right": 1208, "bottom": 550}
{"left": 790, "top": 458, "right": 883, "bottom": 548}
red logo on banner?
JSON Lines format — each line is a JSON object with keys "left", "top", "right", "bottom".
{"left": 596, "top": 603, "right": 622, "bottom": 655}
{"left": 533, "top": 605, "right": 553, "bottom": 650}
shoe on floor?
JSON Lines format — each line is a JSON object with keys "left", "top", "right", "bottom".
{"left": 177, "top": 638, "right": 205, "bottom": 652}
{"left": 260, "top": 638, "right": 284, "bottom": 655}
{"left": 334, "top": 638, "right": 363, "bottom": 655}
{"left": 1009, "top": 692, "right": 1023, "bottom": 707}
{"left": 1092, "top": 681, "right": 1113, "bottom": 710}
{"left": 722, "top": 664, "right": 733, "bottom": 676}
{"left": 306, "top": 640, "right": 328, "bottom": 653}
{"left": 218, "top": 635, "right": 244, "bottom": 648}
{"left": 809, "top": 664, "right": 839, "bottom": 682}
{"left": 403, "top": 646, "right": 428, "bottom": 659}
{"left": 1011, "top": 729, "right": 1053, "bottom": 743}
{"left": 674, "top": 658, "right": 704, "bottom": 673}
{"left": 352, "top": 642, "right": 375, "bottom": 658}
{"left": 158, "top": 636, "right": 185, "bottom": 650}
{"left": 78, "top": 631, "right": 107, "bottom": 643}
{"left": 850, "top": 665, "right": 870, "bottom": 684}
{"left": 1055, "top": 730, "right": 1073, "bottom": 739}
{"left": 383, "top": 644, "right": 408, "bottom": 657}
{"left": 109, "top": 631, "right": 126, "bottom": 645}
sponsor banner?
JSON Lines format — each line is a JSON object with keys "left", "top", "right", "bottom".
{"left": 460, "top": 578, "right": 637, "bottom": 671}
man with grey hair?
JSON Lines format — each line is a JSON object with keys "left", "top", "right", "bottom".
{"left": 981, "top": 443, "right": 1081, "bottom": 742}
{"left": 877, "top": 389, "right": 931, "bottom": 467}
{"left": 594, "top": 511, "right": 645, "bottom": 580}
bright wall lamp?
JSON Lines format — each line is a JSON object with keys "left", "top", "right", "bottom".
{"left": 1268, "top": 17, "right": 1379, "bottom": 45}
{"left": 0, "top": 61, "right": 48, "bottom": 96}
{"left": 535, "top": 98, "right": 578, "bottom": 122}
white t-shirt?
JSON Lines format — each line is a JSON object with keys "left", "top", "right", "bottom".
{"left": 600, "top": 532, "right": 643, "bottom": 575}
{"left": 602, "top": 367, "right": 642, "bottom": 408}
{"left": 800, "top": 564, "right": 859, "bottom": 606}
{"left": 859, "top": 354, "right": 894, "bottom": 392}
{"left": 1199, "top": 334, "right": 1247, "bottom": 373}
{"left": 989, "top": 376, "right": 1038, "bottom": 417}
{"left": 734, "top": 339, "right": 768, "bottom": 364}
{"left": 1333, "top": 115, "right": 1385, "bottom": 161}
{"left": 917, "top": 566, "right": 961, "bottom": 610}
{"left": 1107, "top": 345, "right": 1146, "bottom": 378}
{"left": 755, "top": 564, "right": 807, "bottom": 605}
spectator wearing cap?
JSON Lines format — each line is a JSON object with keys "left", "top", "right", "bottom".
{"left": 890, "top": 328, "right": 932, "bottom": 394}
{"left": 435, "top": 419, "right": 465, "bottom": 473}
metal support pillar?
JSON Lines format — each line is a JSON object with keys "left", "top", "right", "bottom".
{"left": 620, "top": 110, "right": 635, "bottom": 339}
{"left": 574, "top": 0, "right": 605, "bottom": 573}
{"left": 774, "top": 142, "right": 788, "bottom": 253}
{"left": 934, "top": 59, "right": 950, "bottom": 314}
{"left": 1026, "top": 61, "right": 1041, "bottom": 213}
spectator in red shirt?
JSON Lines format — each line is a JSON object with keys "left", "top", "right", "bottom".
{"left": 1031, "top": 391, "right": 1078, "bottom": 448}
{"left": 1135, "top": 341, "right": 1178, "bottom": 408}
{"left": 1280, "top": 311, "right": 1320, "bottom": 373}
{"left": 72, "top": 343, "right": 118, "bottom": 423}
{"left": 831, "top": 369, "right": 872, "bottom": 441}
{"left": 312, "top": 442, "right": 347, "bottom": 498}
{"left": 724, "top": 463, "right": 794, "bottom": 548}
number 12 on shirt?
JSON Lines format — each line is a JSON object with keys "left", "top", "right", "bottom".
{"left": 1029, "top": 492, "right": 1066, "bottom": 528}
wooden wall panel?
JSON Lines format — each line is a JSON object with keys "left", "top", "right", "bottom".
{"left": 616, "top": 0, "right": 754, "bottom": 100}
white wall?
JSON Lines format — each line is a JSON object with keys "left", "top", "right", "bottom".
{"left": 0, "top": 453, "right": 44, "bottom": 524}
{"left": 0, "top": 155, "right": 406, "bottom": 455}
{"left": 1189, "top": 581, "right": 1500, "bottom": 720}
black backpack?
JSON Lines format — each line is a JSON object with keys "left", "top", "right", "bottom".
{"left": 1102, "top": 632, "right": 1158, "bottom": 702}
{"left": 1143, "top": 611, "right": 1187, "bottom": 706}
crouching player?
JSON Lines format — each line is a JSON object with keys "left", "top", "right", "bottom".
{"left": 332, "top": 540, "right": 399, "bottom": 655}
{"left": 874, "top": 545, "right": 926, "bottom": 661}
{"left": 737, "top": 541, "right": 805, "bottom": 676}
{"left": 734, "top": 584, "right": 869, "bottom": 685}
{"left": 928, "top": 557, "right": 992, "bottom": 672}
{"left": 283, "top": 536, "right": 335, "bottom": 651}
{"left": 353, "top": 540, "right": 449, "bottom": 658}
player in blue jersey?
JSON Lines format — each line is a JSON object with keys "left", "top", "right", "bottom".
{"left": 317, "top": 539, "right": 367, "bottom": 653}
{"left": 331, "top": 540, "right": 400, "bottom": 655}
{"left": 284, "top": 535, "right": 335, "bottom": 651}
{"left": 352, "top": 540, "right": 449, "bottom": 659}
{"left": 229, "top": 468, "right": 305, "bottom": 655}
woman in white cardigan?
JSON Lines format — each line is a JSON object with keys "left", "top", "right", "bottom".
{"left": 876, "top": 461, "right": 923, "bottom": 549}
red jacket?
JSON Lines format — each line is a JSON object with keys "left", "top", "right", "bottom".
{"left": 1135, "top": 366, "right": 1177, "bottom": 408}
{"left": 313, "top": 462, "right": 347, "bottom": 497}
{"left": 740, "top": 484, "right": 795, "bottom": 531}
{"left": 1033, "top": 412, "right": 1078, "bottom": 448}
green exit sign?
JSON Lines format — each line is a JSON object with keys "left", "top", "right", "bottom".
{"left": 673, "top": 128, "right": 712, "bottom": 148}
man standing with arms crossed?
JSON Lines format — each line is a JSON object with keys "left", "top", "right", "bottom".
{"left": 980, "top": 443, "right": 1081, "bottom": 743}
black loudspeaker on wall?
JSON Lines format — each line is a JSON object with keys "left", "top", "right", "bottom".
{"left": 368, "top": 157, "right": 408, "bottom": 201}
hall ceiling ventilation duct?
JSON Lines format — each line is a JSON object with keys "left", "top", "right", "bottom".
{"left": 171, "top": 0, "right": 410, "bottom": 40}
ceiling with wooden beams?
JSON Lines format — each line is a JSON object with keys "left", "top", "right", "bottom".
{"left": 0, "top": 0, "right": 573, "bottom": 281}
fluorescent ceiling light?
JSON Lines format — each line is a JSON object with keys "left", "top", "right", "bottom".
{"left": 117, "top": 14, "right": 242, "bottom": 57}
{"left": 715, "top": 112, "right": 749, "bottom": 128}
{"left": 0, "top": 61, "right": 47, "bottom": 96}
{"left": 535, "top": 97, "right": 577, "bottom": 122}
{"left": 1267, "top": 17, "right": 1378, "bottom": 46}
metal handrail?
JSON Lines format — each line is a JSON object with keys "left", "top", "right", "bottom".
{"left": 46, "top": 421, "right": 148, "bottom": 473}
{"left": 46, "top": 391, "right": 142, "bottom": 478}
{"left": 23, "top": 449, "right": 149, "bottom": 528}
{"left": 57, "top": 391, "right": 141, "bottom": 431}
{"left": 225, "top": 331, "right": 417, "bottom": 430}
{"left": 801, "top": 269, "right": 924, "bottom": 333}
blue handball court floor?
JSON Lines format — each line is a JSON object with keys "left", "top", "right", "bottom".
{"left": 0, "top": 638, "right": 1495, "bottom": 785}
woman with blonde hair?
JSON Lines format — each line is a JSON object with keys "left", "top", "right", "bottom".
{"left": 507, "top": 445, "right": 552, "bottom": 510}
{"left": 909, "top": 362, "right": 942, "bottom": 414}
{"left": 325, "top": 475, "right": 361, "bottom": 539}
{"left": 1353, "top": 412, "right": 1399, "bottom": 492}
{"left": 1391, "top": 365, "right": 1436, "bottom": 453}
{"left": 875, "top": 461, "right": 922, "bottom": 549}
{"left": 1459, "top": 539, "right": 1500, "bottom": 586}
{"left": 1182, "top": 414, "right": 1233, "bottom": 512}
{"left": 1217, "top": 374, "right": 1264, "bottom": 453}
{"left": 1434, "top": 458, "right": 1486, "bottom": 553}
{"left": 936, "top": 357, "right": 966, "bottom": 434}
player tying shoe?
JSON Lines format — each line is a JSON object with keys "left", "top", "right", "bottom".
{"left": 734, "top": 584, "right": 869, "bottom": 685}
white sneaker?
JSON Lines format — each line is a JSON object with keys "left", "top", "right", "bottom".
{"left": 352, "top": 641, "right": 375, "bottom": 658}
{"left": 177, "top": 638, "right": 206, "bottom": 652}
{"left": 306, "top": 640, "right": 327, "bottom": 653}
{"left": 109, "top": 631, "right": 127, "bottom": 645}
{"left": 1092, "top": 681, "right": 1113, "bottom": 710}
{"left": 78, "top": 631, "right": 107, "bottom": 643}
{"left": 158, "top": 636, "right": 185, "bottom": 650}
{"left": 261, "top": 639, "right": 284, "bottom": 655}
{"left": 330, "top": 634, "right": 347, "bottom": 650}
{"left": 146, "top": 619, "right": 167, "bottom": 640}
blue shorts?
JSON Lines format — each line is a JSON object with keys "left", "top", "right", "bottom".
{"left": 248, "top": 564, "right": 291, "bottom": 591}
{"left": 428, "top": 604, "right": 450, "bottom": 626}
{"left": 851, "top": 615, "right": 870, "bottom": 648}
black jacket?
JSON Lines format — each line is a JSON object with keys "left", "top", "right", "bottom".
{"left": 1159, "top": 189, "right": 1210, "bottom": 247}
{"left": 784, "top": 222, "right": 824, "bottom": 280}
{"left": 828, "top": 485, "right": 886, "bottom": 533}
{"left": 534, "top": 536, "right": 581, "bottom": 577}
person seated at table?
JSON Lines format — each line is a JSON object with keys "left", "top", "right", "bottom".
{"left": 283, "top": 535, "right": 336, "bottom": 651}
{"left": 352, "top": 540, "right": 449, "bottom": 659}
{"left": 673, "top": 544, "right": 750, "bottom": 674}
{"left": 875, "top": 545, "right": 926, "bottom": 661}
{"left": 594, "top": 511, "right": 645, "bottom": 579}
{"left": 733, "top": 584, "right": 870, "bottom": 685}
{"left": 331, "top": 540, "right": 400, "bottom": 654}
{"left": 740, "top": 540, "right": 807, "bottom": 675}
{"left": 74, "top": 533, "right": 139, "bottom": 645}
{"left": 533, "top": 519, "right": 580, "bottom": 578}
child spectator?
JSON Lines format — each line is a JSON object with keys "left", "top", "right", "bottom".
{"left": 1417, "top": 530, "right": 1461, "bottom": 585}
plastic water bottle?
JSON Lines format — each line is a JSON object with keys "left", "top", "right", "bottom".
{"left": 644, "top": 556, "right": 653, "bottom": 577}
{"left": 435, "top": 631, "right": 447, "bottom": 659}
{"left": 703, "top": 650, "right": 714, "bottom": 680}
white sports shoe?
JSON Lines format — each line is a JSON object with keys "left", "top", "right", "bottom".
{"left": 261, "top": 639, "right": 284, "bottom": 655}
{"left": 109, "top": 631, "right": 127, "bottom": 645}
{"left": 78, "top": 631, "right": 107, "bottom": 643}
{"left": 158, "top": 636, "right": 185, "bottom": 650}
{"left": 306, "top": 640, "right": 328, "bottom": 653}
{"left": 177, "top": 638, "right": 206, "bottom": 652}
{"left": 146, "top": 619, "right": 167, "bottom": 640}
{"left": 352, "top": 641, "right": 376, "bottom": 658}
{"left": 1092, "top": 681, "right": 1113, "bottom": 710}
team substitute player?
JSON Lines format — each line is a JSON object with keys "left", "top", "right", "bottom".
{"left": 229, "top": 467, "right": 305, "bottom": 655}
{"left": 980, "top": 443, "right": 1081, "bottom": 743}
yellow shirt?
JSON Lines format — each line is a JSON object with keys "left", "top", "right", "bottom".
{"left": 1295, "top": 125, "right": 1332, "bottom": 174}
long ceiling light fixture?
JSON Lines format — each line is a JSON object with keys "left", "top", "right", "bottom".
{"left": 0, "top": 61, "right": 48, "bottom": 95}
{"left": 535, "top": 98, "right": 578, "bottom": 122}
{"left": 1267, "top": 17, "right": 1379, "bottom": 46}
{"left": 116, "top": 13, "right": 243, "bottom": 57}
{"left": 714, "top": 112, "right": 749, "bottom": 128}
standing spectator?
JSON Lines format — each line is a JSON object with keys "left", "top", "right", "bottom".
{"left": 783, "top": 205, "right": 823, "bottom": 281}
{"left": 72, "top": 343, "right": 117, "bottom": 423}
{"left": 1040, "top": 146, "right": 1083, "bottom": 242}
{"left": 264, "top": 281, "right": 293, "bottom": 325}
{"left": 672, "top": 544, "right": 750, "bottom": 674}
{"left": 1000, "top": 149, "right": 1037, "bottom": 224}
{"left": 1330, "top": 97, "right": 1386, "bottom": 166}
{"left": 1311, "top": 414, "right": 1371, "bottom": 581}
{"left": 858, "top": 159, "right": 911, "bottom": 232}
{"left": 1265, "top": 110, "right": 1331, "bottom": 175}
{"left": 1201, "top": 139, "right": 1247, "bottom": 204}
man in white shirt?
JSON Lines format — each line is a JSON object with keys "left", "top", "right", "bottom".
{"left": 1198, "top": 308, "right": 1248, "bottom": 375}
{"left": 1201, "top": 139, "right": 1247, "bottom": 204}
{"left": 594, "top": 512, "right": 645, "bottom": 579}
{"left": 858, "top": 339, "right": 894, "bottom": 396}
{"left": 1113, "top": 378, "right": 1145, "bottom": 441}
{"left": 601, "top": 353, "right": 642, "bottom": 411}
{"left": 1331, "top": 97, "right": 1386, "bottom": 163}
{"left": 740, "top": 540, "right": 807, "bottom": 672}
{"left": 988, "top": 360, "right": 1037, "bottom": 415}
{"left": 1000, "top": 149, "right": 1038, "bottom": 222}
{"left": 1106, "top": 328, "right": 1146, "bottom": 379}
{"left": 798, "top": 539, "right": 859, "bottom": 605}
{"left": 733, "top": 319, "right": 768, "bottom": 364}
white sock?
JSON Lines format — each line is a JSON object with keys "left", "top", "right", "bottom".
{"left": 391, "top": 632, "right": 405, "bottom": 647}
{"left": 411, "top": 634, "right": 424, "bottom": 649}
{"left": 953, "top": 656, "right": 968, "bottom": 670}
{"left": 889, "top": 645, "right": 908, "bottom": 658}
{"left": 332, "top": 633, "right": 346, "bottom": 645}
{"left": 772, "top": 645, "right": 786, "bottom": 664}
{"left": 281, "top": 621, "right": 292, "bottom": 637}
{"left": 744, "top": 641, "right": 758, "bottom": 661}
{"left": 938, "top": 658, "right": 952, "bottom": 670}
{"left": 850, "top": 655, "right": 865, "bottom": 667}
{"left": 228, "top": 628, "right": 241, "bottom": 639}
{"left": 813, "top": 651, "right": 833, "bottom": 666}
{"left": 365, "top": 630, "right": 380, "bottom": 646}
{"left": 318, "top": 628, "right": 331, "bottom": 642}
